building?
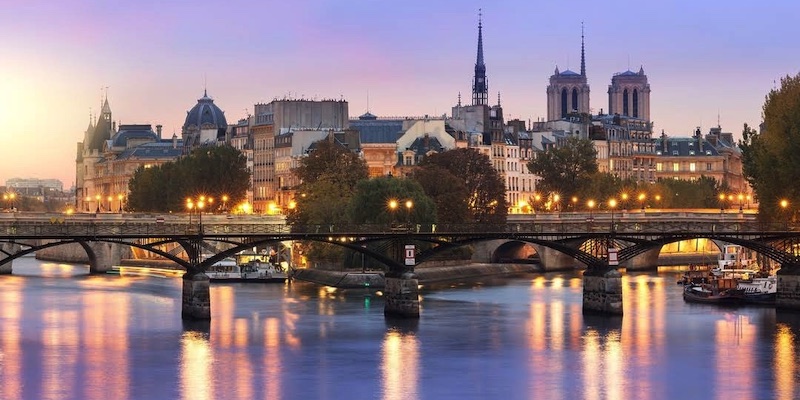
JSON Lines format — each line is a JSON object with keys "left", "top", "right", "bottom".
{"left": 608, "top": 67, "right": 651, "bottom": 121}
{"left": 251, "top": 99, "right": 349, "bottom": 213}
{"left": 546, "top": 26, "right": 590, "bottom": 121}
{"left": 591, "top": 114, "right": 656, "bottom": 182}
{"left": 6, "top": 178, "right": 64, "bottom": 192}
{"left": 182, "top": 90, "right": 228, "bottom": 154}
{"left": 227, "top": 117, "right": 254, "bottom": 208}
{"left": 349, "top": 112, "right": 404, "bottom": 177}
{"left": 654, "top": 126, "right": 749, "bottom": 197}
{"left": 76, "top": 96, "right": 182, "bottom": 213}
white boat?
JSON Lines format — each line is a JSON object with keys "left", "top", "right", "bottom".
{"left": 207, "top": 254, "right": 287, "bottom": 283}
{"left": 711, "top": 244, "right": 758, "bottom": 277}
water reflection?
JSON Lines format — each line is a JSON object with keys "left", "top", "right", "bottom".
{"left": 381, "top": 327, "right": 419, "bottom": 400}
{"left": 775, "top": 323, "right": 796, "bottom": 400}
{"left": 0, "top": 278, "right": 23, "bottom": 400}
{"left": 180, "top": 330, "right": 213, "bottom": 400}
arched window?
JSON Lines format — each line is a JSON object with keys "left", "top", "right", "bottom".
{"left": 633, "top": 89, "right": 639, "bottom": 118}
{"left": 623, "top": 89, "right": 629, "bottom": 116}
{"left": 561, "top": 88, "right": 568, "bottom": 118}
{"left": 572, "top": 88, "right": 579, "bottom": 113}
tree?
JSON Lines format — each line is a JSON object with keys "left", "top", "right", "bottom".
{"left": 127, "top": 145, "right": 250, "bottom": 212}
{"left": 287, "top": 139, "right": 368, "bottom": 225}
{"left": 528, "top": 136, "right": 598, "bottom": 201}
{"left": 416, "top": 148, "right": 507, "bottom": 224}
{"left": 740, "top": 73, "right": 800, "bottom": 221}
{"left": 409, "top": 165, "right": 468, "bottom": 223}
{"left": 348, "top": 176, "right": 436, "bottom": 224}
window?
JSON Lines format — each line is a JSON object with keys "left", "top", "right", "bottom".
{"left": 689, "top": 162, "right": 696, "bottom": 172}
{"left": 706, "top": 162, "right": 712, "bottom": 171}
{"left": 672, "top": 162, "right": 680, "bottom": 172}
{"left": 656, "top": 162, "right": 663, "bottom": 171}
{"left": 672, "top": 150, "right": 678, "bottom": 156}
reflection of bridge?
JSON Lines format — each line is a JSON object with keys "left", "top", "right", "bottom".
{"left": 2, "top": 211, "right": 800, "bottom": 319}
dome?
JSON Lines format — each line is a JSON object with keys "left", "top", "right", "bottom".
{"left": 183, "top": 90, "right": 227, "bottom": 131}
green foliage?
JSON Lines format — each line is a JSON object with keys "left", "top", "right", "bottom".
{"left": 409, "top": 164, "right": 468, "bottom": 223}
{"left": 740, "top": 73, "right": 800, "bottom": 221}
{"left": 287, "top": 139, "right": 369, "bottom": 225}
{"left": 126, "top": 145, "right": 250, "bottom": 212}
{"left": 348, "top": 176, "right": 436, "bottom": 224}
{"left": 528, "top": 136, "right": 598, "bottom": 201}
{"left": 417, "top": 148, "right": 507, "bottom": 223}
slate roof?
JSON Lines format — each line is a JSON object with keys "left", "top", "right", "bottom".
{"left": 349, "top": 119, "right": 404, "bottom": 144}
{"left": 655, "top": 138, "right": 719, "bottom": 157}
{"left": 184, "top": 91, "right": 227, "bottom": 130}
{"left": 115, "top": 141, "right": 184, "bottom": 160}
{"left": 559, "top": 70, "right": 581, "bottom": 76}
{"left": 111, "top": 125, "right": 157, "bottom": 147}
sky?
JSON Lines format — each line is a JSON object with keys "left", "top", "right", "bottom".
{"left": 1, "top": 0, "right": 798, "bottom": 189}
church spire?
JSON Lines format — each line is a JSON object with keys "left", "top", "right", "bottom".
{"left": 580, "top": 22, "right": 586, "bottom": 77}
{"left": 472, "top": 9, "right": 488, "bottom": 106}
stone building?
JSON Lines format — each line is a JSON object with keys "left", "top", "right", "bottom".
{"left": 75, "top": 96, "right": 182, "bottom": 212}
{"left": 181, "top": 90, "right": 228, "bottom": 154}
{"left": 546, "top": 26, "right": 590, "bottom": 121}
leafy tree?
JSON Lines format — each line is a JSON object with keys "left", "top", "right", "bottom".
{"left": 409, "top": 165, "right": 468, "bottom": 223}
{"left": 417, "top": 148, "right": 507, "bottom": 224}
{"left": 287, "top": 139, "right": 369, "bottom": 225}
{"left": 740, "top": 74, "right": 800, "bottom": 221}
{"left": 127, "top": 145, "right": 250, "bottom": 212}
{"left": 528, "top": 136, "right": 598, "bottom": 201}
{"left": 348, "top": 176, "right": 436, "bottom": 224}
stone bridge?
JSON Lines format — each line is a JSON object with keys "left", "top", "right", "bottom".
{"left": 2, "top": 210, "right": 800, "bottom": 320}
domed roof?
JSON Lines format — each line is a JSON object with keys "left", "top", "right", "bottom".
{"left": 183, "top": 90, "right": 227, "bottom": 131}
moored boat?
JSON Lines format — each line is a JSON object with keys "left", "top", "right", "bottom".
{"left": 683, "top": 278, "right": 744, "bottom": 305}
{"left": 711, "top": 244, "right": 758, "bottom": 277}
{"left": 207, "top": 253, "right": 288, "bottom": 283}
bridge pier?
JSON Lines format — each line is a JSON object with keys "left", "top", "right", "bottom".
{"left": 81, "top": 242, "right": 125, "bottom": 274}
{"left": 182, "top": 272, "right": 211, "bottom": 320}
{"left": 0, "top": 242, "right": 20, "bottom": 274}
{"left": 582, "top": 268, "right": 623, "bottom": 315}
{"left": 776, "top": 265, "right": 800, "bottom": 311}
{"left": 384, "top": 273, "right": 420, "bottom": 318}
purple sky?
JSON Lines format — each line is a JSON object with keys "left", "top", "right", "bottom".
{"left": 1, "top": 0, "right": 798, "bottom": 188}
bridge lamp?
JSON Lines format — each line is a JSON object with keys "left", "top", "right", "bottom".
{"left": 587, "top": 199, "right": 595, "bottom": 218}
{"left": 638, "top": 193, "right": 646, "bottom": 211}
{"left": 222, "top": 195, "right": 229, "bottom": 211}
{"left": 738, "top": 194, "right": 744, "bottom": 212}
{"left": 95, "top": 194, "right": 101, "bottom": 213}
{"left": 571, "top": 196, "right": 578, "bottom": 211}
{"left": 117, "top": 194, "right": 124, "bottom": 213}
{"left": 781, "top": 199, "right": 789, "bottom": 209}
{"left": 553, "top": 194, "right": 560, "bottom": 212}
{"left": 608, "top": 199, "right": 617, "bottom": 229}
{"left": 621, "top": 193, "right": 629, "bottom": 209}
{"left": 85, "top": 196, "right": 91, "bottom": 212}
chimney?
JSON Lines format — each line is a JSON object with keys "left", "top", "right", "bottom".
{"left": 156, "top": 124, "right": 163, "bottom": 138}
{"left": 695, "top": 127, "right": 703, "bottom": 153}
{"left": 661, "top": 129, "right": 667, "bottom": 152}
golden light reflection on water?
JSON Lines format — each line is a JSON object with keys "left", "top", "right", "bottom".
{"left": 775, "top": 324, "right": 796, "bottom": 400}
{"left": 381, "top": 330, "right": 419, "bottom": 400}
{"left": 180, "top": 331, "right": 214, "bottom": 400}
{"left": 264, "top": 318, "right": 283, "bottom": 399}
{"left": 42, "top": 308, "right": 78, "bottom": 400}
{"left": 213, "top": 286, "right": 235, "bottom": 349}
{"left": 0, "top": 279, "right": 23, "bottom": 400}
{"left": 715, "top": 315, "right": 756, "bottom": 400}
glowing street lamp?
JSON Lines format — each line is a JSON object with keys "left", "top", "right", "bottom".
{"left": 571, "top": 196, "right": 578, "bottom": 211}
{"left": 552, "top": 194, "right": 560, "bottom": 212}
{"left": 85, "top": 196, "right": 91, "bottom": 212}
{"left": 608, "top": 198, "right": 618, "bottom": 231}
{"left": 638, "top": 193, "right": 646, "bottom": 211}
{"left": 117, "top": 194, "right": 124, "bottom": 213}
{"left": 738, "top": 193, "right": 744, "bottom": 212}
{"left": 222, "top": 195, "right": 229, "bottom": 212}
{"left": 621, "top": 192, "right": 629, "bottom": 210}
{"left": 587, "top": 199, "right": 596, "bottom": 221}
{"left": 95, "top": 194, "right": 101, "bottom": 213}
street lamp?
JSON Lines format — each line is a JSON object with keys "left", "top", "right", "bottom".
{"left": 781, "top": 199, "right": 789, "bottom": 226}
{"left": 587, "top": 199, "right": 595, "bottom": 220}
{"left": 655, "top": 194, "right": 661, "bottom": 208}
{"left": 95, "top": 194, "right": 101, "bottom": 213}
{"left": 552, "top": 194, "right": 560, "bottom": 212}
{"left": 719, "top": 193, "right": 726, "bottom": 212}
{"left": 608, "top": 198, "right": 617, "bottom": 231}
{"left": 621, "top": 193, "right": 629, "bottom": 210}
{"left": 85, "top": 196, "right": 91, "bottom": 212}
{"left": 404, "top": 199, "right": 413, "bottom": 223}
{"left": 738, "top": 193, "right": 744, "bottom": 212}
{"left": 107, "top": 196, "right": 112, "bottom": 213}
{"left": 571, "top": 196, "right": 578, "bottom": 212}
{"left": 222, "top": 195, "right": 229, "bottom": 212}
{"left": 638, "top": 193, "right": 646, "bottom": 211}
{"left": 117, "top": 194, "right": 124, "bottom": 213}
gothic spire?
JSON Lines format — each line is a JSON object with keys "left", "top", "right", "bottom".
{"left": 580, "top": 22, "right": 586, "bottom": 77}
{"left": 472, "top": 9, "right": 488, "bottom": 106}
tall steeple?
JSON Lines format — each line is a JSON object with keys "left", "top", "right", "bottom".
{"left": 580, "top": 22, "right": 586, "bottom": 77}
{"left": 472, "top": 9, "right": 488, "bottom": 106}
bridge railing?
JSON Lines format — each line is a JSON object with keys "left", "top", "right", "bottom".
{"left": 0, "top": 219, "right": 796, "bottom": 239}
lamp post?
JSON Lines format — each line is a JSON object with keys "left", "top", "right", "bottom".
{"left": 719, "top": 193, "right": 726, "bottom": 212}
{"left": 85, "top": 196, "right": 91, "bottom": 212}
{"left": 638, "top": 193, "right": 646, "bottom": 212}
{"left": 781, "top": 199, "right": 789, "bottom": 228}
{"left": 587, "top": 199, "right": 595, "bottom": 221}
{"left": 552, "top": 194, "right": 560, "bottom": 213}
{"left": 222, "top": 195, "right": 229, "bottom": 212}
{"left": 620, "top": 193, "right": 629, "bottom": 211}
{"left": 728, "top": 194, "right": 734, "bottom": 211}
{"left": 571, "top": 196, "right": 578, "bottom": 212}
{"left": 738, "top": 193, "right": 744, "bottom": 212}
{"left": 404, "top": 199, "right": 413, "bottom": 223}
{"left": 388, "top": 199, "right": 398, "bottom": 223}
{"left": 95, "top": 194, "right": 101, "bottom": 213}
{"left": 107, "top": 196, "right": 112, "bottom": 213}
{"left": 8, "top": 192, "right": 15, "bottom": 211}
{"left": 608, "top": 198, "right": 617, "bottom": 232}
{"left": 186, "top": 199, "right": 194, "bottom": 227}
{"left": 117, "top": 194, "right": 124, "bottom": 213}
{"left": 655, "top": 194, "right": 661, "bottom": 209}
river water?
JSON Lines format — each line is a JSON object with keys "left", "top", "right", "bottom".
{"left": 1, "top": 257, "right": 799, "bottom": 400}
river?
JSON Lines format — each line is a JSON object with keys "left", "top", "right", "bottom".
{"left": 0, "top": 257, "right": 798, "bottom": 400}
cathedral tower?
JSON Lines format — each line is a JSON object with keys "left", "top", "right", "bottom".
{"left": 472, "top": 10, "right": 488, "bottom": 106}
{"left": 608, "top": 66, "right": 650, "bottom": 121}
{"left": 546, "top": 24, "right": 591, "bottom": 121}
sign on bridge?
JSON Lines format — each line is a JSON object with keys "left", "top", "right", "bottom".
{"left": 405, "top": 245, "right": 415, "bottom": 266}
